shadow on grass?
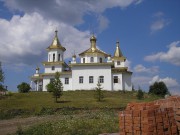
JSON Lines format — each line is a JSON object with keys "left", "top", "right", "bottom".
{"left": 56, "top": 100, "right": 71, "bottom": 103}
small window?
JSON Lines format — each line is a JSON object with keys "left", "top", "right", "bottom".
{"left": 79, "top": 76, "right": 83, "bottom": 83}
{"left": 52, "top": 66, "right": 55, "bottom": 70}
{"left": 117, "top": 61, "right": 120, "bottom": 65}
{"left": 99, "top": 76, "right": 104, "bottom": 83}
{"left": 114, "top": 76, "right": 118, "bottom": 83}
{"left": 90, "top": 57, "right": 94, "bottom": 62}
{"left": 83, "top": 58, "right": 85, "bottom": 63}
{"left": 65, "top": 78, "right": 69, "bottom": 84}
{"left": 89, "top": 76, "right": 93, "bottom": 83}
{"left": 58, "top": 54, "right": 61, "bottom": 61}
{"left": 53, "top": 53, "right": 55, "bottom": 62}
{"left": 99, "top": 58, "right": 102, "bottom": 63}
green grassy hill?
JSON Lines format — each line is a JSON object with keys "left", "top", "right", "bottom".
{"left": 0, "top": 90, "right": 161, "bottom": 135}
{"left": 0, "top": 90, "right": 160, "bottom": 119}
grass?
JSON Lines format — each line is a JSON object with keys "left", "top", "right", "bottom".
{"left": 0, "top": 90, "right": 160, "bottom": 119}
{"left": 0, "top": 90, "right": 161, "bottom": 135}
{"left": 17, "top": 110, "right": 119, "bottom": 135}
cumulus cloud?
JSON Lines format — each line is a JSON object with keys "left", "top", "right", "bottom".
{"left": 0, "top": 12, "right": 90, "bottom": 66}
{"left": 134, "top": 64, "right": 159, "bottom": 73}
{"left": 149, "top": 75, "right": 179, "bottom": 88}
{"left": 125, "top": 59, "right": 132, "bottom": 71}
{"left": 150, "top": 11, "right": 170, "bottom": 33}
{"left": 132, "top": 75, "right": 152, "bottom": 90}
{"left": 97, "top": 15, "right": 109, "bottom": 33}
{"left": 3, "top": 0, "right": 142, "bottom": 31}
{"left": 0, "top": 0, "right": 144, "bottom": 66}
{"left": 144, "top": 41, "right": 180, "bottom": 66}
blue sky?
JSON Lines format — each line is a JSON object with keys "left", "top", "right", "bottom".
{"left": 0, "top": 0, "right": 180, "bottom": 94}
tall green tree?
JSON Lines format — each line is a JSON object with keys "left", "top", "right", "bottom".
{"left": 46, "top": 72, "right": 63, "bottom": 103}
{"left": 0, "top": 62, "right": 5, "bottom": 91}
{"left": 94, "top": 81, "right": 104, "bottom": 102}
{"left": 149, "top": 81, "right": 169, "bottom": 97}
{"left": 17, "top": 82, "right": 31, "bottom": 93}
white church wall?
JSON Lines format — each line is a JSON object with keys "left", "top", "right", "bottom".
{"left": 60, "top": 74, "right": 72, "bottom": 91}
{"left": 114, "top": 60, "right": 125, "bottom": 68}
{"left": 48, "top": 50, "right": 64, "bottom": 62}
{"left": 72, "top": 65, "right": 112, "bottom": 90}
{"left": 112, "top": 73, "right": 123, "bottom": 90}
{"left": 43, "top": 76, "right": 53, "bottom": 91}
{"left": 80, "top": 54, "right": 106, "bottom": 63}
{"left": 43, "top": 74, "right": 72, "bottom": 91}
{"left": 45, "top": 65, "right": 63, "bottom": 73}
{"left": 122, "top": 73, "right": 132, "bottom": 91}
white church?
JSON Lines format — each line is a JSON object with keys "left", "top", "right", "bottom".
{"left": 31, "top": 30, "right": 132, "bottom": 91}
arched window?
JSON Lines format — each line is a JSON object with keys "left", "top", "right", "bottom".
{"left": 83, "top": 58, "right": 85, "bottom": 63}
{"left": 99, "top": 57, "right": 102, "bottom": 63}
{"left": 53, "top": 53, "right": 55, "bottom": 62}
{"left": 90, "top": 57, "right": 94, "bottom": 62}
{"left": 58, "top": 54, "right": 61, "bottom": 61}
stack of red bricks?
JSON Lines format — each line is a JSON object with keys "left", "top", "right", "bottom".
{"left": 119, "top": 100, "right": 178, "bottom": 135}
{"left": 154, "top": 96, "right": 180, "bottom": 134}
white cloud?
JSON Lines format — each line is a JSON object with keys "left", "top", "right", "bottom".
{"left": 132, "top": 75, "right": 180, "bottom": 95}
{"left": 150, "top": 11, "right": 170, "bottom": 33}
{"left": 0, "top": 12, "right": 90, "bottom": 65}
{"left": 149, "top": 75, "right": 179, "bottom": 88}
{"left": 97, "top": 15, "right": 109, "bottom": 33}
{"left": 132, "top": 75, "right": 152, "bottom": 90}
{"left": 134, "top": 64, "right": 159, "bottom": 73}
{"left": 125, "top": 59, "right": 132, "bottom": 71}
{"left": 0, "top": 0, "right": 144, "bottom": 66}
{"left": 3, "top": 0, "right": 142, "bottom": 31}
{"left": 144, "top": 41, "right": 180, "bottom": 66}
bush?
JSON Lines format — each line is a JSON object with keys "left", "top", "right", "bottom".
{"left": 17, "top": 82, "right": 31, "bottom": 93}
{"left": 149, "top": 81, "right": 169, "bottom": 97}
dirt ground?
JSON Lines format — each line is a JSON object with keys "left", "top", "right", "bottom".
{"left": 0, "top": 115, "right": 61, "bottom": 135}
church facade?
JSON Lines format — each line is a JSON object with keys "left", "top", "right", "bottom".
{"left": 31, "top": 31, "right": 132, "bottom": 91}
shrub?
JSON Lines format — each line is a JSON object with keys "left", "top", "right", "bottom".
{"left": 137, "top": 89, "right": 144, "bottom": 100}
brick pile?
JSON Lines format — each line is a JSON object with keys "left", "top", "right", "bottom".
{"left": 119, "top": 96, "right": 179, "bottom": 135}
{"left": 154, "top": 96, "right": 180, "bottom": 134}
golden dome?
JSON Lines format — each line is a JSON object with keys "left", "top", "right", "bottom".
{"left": 47, "top": 30, "right": 66, "bottom": 51}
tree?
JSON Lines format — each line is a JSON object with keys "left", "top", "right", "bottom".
{"left": 137, "top": 87, "right": 144, "bottom": 100}
{"left": 0, "top": 62, "right": 4, "bottom": 83}
{"left": 149, "top": 81, "right": 169, "bottom": 97}
{"left": 0, "top": 62, "right": 5, "bottom": 91}
{"left": 94, "top": 81, "right": 104, "bottom": 102}
{"left": 17, "top": 82, "right": 31, "bottom": 93}
{"left": 46, "top": 72, "right": 63, "bottom": 103}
